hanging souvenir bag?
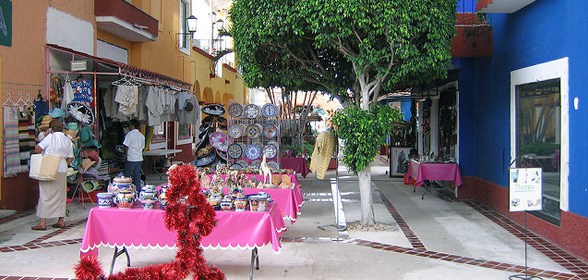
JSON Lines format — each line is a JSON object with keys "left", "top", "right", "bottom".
{"left": 29, "top": 136, "right": 61, "bottom": 181}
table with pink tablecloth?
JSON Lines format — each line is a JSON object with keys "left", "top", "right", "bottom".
{"left": 80, "top": 203, "right": 287, "bottom": 258}
{"left": 205, "top": 173, "right": 304, "bottom": 223}
{"left": 408, "top": 160, "right": 463, "bottom": 197}
{"left": 280, "top": 157, "right": 310, "bottom": 177}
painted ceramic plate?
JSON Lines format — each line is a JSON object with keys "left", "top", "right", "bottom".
{"left": 228, "top": 125, "right": 243, "bottom": 139}
{"left": 237, "top": 160, "right": 249, "bottom": 168}
{"left": 263, "top": 124, "right": 278, "bottom": 139}
{"left": 263, "top": 143, "right": 278, "bottom": 158}
{"left": 194, "top": 151, "right": 216, "bottom": 167}
{"left": 250, "top": 160, "right": 261, "bottom": 168}
{"left": 227, "top": 143, "right": 243, "bottom": 159}
{"left": 229, "top": 163, "right": 243, "bottom": 170}
{"left": 202, "top": 103, "right": 226, "bottom": 116}
{"left": 262, "top": 103, "right": 278, "bottom": 118}
{"left": 267, "top": 161, "right": 280, "bottom": 170}
{"left": 244, "top": 104, "right": 261, "bottom": 119}
{"left": 228, "top": 103, "right": 243, "bottom": 118}
{"left": 246, "top": 123, "right": 263, "bottom": 138}
{"left": 210, "top": 132, "right": 228, "bottom": 152}
{"left": 245, "top": 143, "right": 262, "bottom": 160}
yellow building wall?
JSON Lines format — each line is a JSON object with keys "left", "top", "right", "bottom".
{"left": 95, "top": 1, "right": 248, "bottom": 107}
{"left": 0, "top": 1, "right": 96, "bottom": 211}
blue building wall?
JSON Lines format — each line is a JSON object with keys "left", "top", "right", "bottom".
{"left": 458, "top": 0, "right": 588, "bottom": 217}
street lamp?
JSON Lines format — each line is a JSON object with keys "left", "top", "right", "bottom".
{"left": 186, "top": 15, "right": 198, "bottom": 36}
{"left": 178, "top": 15, "right": 198, "bottom": 39}
{"left": 210, "top": 11, "right": 217, "bottom": 52}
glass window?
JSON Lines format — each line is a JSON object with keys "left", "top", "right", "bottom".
{"left": 177, "top": 123, "right": 193, "bottom": 145}
{"left": 516, "top": 79, "right": 561, "bottom": 224}
{"left": 179, "top": 0, "right": 190, "bottom": 53}
{"left": 150, "top": 122, "right": 167, "bottom": 150}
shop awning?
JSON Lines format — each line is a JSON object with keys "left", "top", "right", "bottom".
{"left": 47, "top": 44, "right": 192, "bottom": 91}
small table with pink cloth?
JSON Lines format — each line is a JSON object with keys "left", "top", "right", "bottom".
{"left": 80, "top": 203, "right": 286, "bottom": 278}
{"left": 206, "top": 173, "right": 304, "bottom": 223}
{"left": 280, "top": 157, "right": 310, "bottom": 177}
{"left": 408, "top": 159, "right": 463, "bottom": 199}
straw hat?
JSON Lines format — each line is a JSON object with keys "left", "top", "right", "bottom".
{"left": 65, "top": 129, "right": 79, "bottom": 141}
{"left": 80, "top": 158, "right": 97, "bottom": 174}
{"left": 81, "top": 179, "right": 100, "bottom": 193}
{"left": 38, "top": 115, "right": 53, "bottom": 130}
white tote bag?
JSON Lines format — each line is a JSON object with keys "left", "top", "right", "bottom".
{"left": 29, "top": 153, "right": 61, "bottom": 181}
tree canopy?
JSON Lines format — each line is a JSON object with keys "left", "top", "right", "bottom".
{"left": 230, "top": 0, "right": 457, "bottom": 106}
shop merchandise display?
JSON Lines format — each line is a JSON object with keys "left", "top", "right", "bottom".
{"left": 75, "top": 164, "right": 224, "bottom": 280}
{"left": 197, "top": 169, "right": 282, "bottom": 212}
{"left": 195, "top": 104, "right": 228, "bottom": 167}
{"left": 227, "top": 102, "right": 281, "bottom": 170}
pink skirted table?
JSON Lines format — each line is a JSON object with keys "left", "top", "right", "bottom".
{"left": 280, "top": 157, "right": 310, "bottom": 177}
{"left": 80, "top": 203, "right": 286, "bottom": 278}
{"left": 408, "top": 160, "right": 463, "bottom": 199}
{"left": 205, "top": 173, "right": 304, "bottom": 223}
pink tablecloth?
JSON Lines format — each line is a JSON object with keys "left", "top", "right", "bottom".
{"left": 205, "top": 173, "right": 304, "bottom": 223}
{"left": 79, "top": 203, "right": 287, "bottom": 257}
{"left": 280, "top": 157, "right": 310, "bottom": 178}
{"left": 408, "top": 160, "right": 463, "bottom": 190}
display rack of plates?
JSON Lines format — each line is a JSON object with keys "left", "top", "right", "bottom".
{"left": 226, "top": 101, "right": 281, "bottom": 170}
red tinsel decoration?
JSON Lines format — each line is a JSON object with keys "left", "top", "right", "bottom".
{"left": 75, "top": 255, "right": 104, "bottom": 280}
{"left": 75, "top": 164, "right": 225, "bottom": 280}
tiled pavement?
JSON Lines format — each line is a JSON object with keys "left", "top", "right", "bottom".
{"left": 1, "top": 164, "right": 587, "bottom": 279}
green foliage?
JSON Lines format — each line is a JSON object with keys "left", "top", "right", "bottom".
{"left": 520, "top": 143, "right": 560, "bottom": 156}
{"left": 230, "top": 0, "right": 457, "bottom": 98}
{"left": 331, "top": 104, "right": 402, "bottom": 173}
{"left": 281, "top": 143, "right": 315, "bottom": 156}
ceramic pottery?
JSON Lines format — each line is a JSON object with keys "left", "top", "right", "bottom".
{"left": 159, "top": 186, "right": 168, "bottom": 210}
{"left": 114, "top": 189, "right": 135, "bottom": 209}
{"left": 142, "top": 200, "right": 155, "bottom": 210}
{"left": 108, "top": 176, "right": 135, "bottom": 195}
{"left": 97, "top": 192, "right": 113, "bottom": 208}
{"left": 220, "top": 196, "right": 233, "bottom": 211}
{"left": 208, "top": 195, "right": 222, "bottom": 209}
{"left": 248, "top": 195, "right": 268, "bottom": 212}
{"left": 234, "top": 198, "right": 248, "bottom": 212}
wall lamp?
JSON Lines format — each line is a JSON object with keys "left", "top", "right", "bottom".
{"left": 179, "top": 15, "right": 198, "bottom": 38}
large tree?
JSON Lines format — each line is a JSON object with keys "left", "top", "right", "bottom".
{"left": 231, "top": 0, "right": 457, "bottom": 226}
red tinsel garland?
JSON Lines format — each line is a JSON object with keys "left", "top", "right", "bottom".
{"left": 75, "top": 164, "right": 225, "bottom": 280}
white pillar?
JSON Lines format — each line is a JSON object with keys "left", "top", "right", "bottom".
{"left": 430, "top": 97, "right": 439, "bottom": 158}
{"left": 417, "top": 101, "right": 424, "bottom": 156}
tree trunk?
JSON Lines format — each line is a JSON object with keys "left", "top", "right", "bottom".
{"left": 358, "top": 77, "right": 375, "bottom": 226}
{"left": 358, "top": 169, "right": 375, "bottom": 226}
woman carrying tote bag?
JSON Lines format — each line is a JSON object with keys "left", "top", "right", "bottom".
{"left": 31, "top": 119, "right": 74, "bottom": 231}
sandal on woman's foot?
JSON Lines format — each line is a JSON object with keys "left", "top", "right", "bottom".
{"left": 31, "top": 225, "right": 47, "bottom": 231}
{"left": 52, "top": 223, "right": 66, "bottom": 229}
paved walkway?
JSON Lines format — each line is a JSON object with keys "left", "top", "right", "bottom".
{"left": 0, "top": 158, "right": 587, "bottom": 279}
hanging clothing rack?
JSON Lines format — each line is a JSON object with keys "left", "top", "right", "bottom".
{"left": 1, "top": 82, "right": 44, "bottom": 107}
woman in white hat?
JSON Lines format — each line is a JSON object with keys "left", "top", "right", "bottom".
{"left": 31, "top": 119, "right": 74, "bottom": 230}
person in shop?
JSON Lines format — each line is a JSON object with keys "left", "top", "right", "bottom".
{"left": 31, "top": 119, "right": 74, "bottom": 230}
{"left": 123, "top": 119, "right": 145, "bottom": 190}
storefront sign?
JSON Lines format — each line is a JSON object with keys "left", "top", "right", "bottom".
{"left": 509, "top": 168, "right": 543, "bottom": 212}
{"left": 0, "top": 0, "right": 12, "bottom": 47}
